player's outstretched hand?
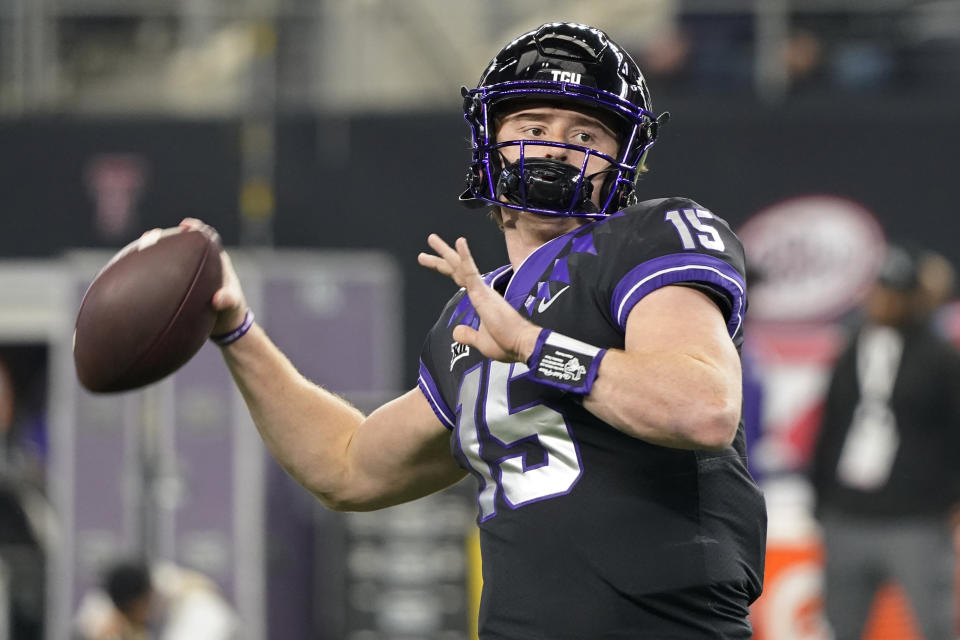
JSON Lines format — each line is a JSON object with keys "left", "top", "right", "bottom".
{"left": 178, "top": 218, "right": 250, "bottom": 336}
{"left": 418, "top": 234, "right": 541, "bottom": 363}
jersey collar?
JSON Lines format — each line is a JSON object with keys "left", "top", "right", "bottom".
{"left": 502, "top": 225, "right": 583, "bottom": 310}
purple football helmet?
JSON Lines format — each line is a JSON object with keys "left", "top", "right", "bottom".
{"left": 460, "top": 22, "right": 668, "bottom": 219}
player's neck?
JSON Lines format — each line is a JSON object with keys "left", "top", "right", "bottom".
{"left": 501, "top": 209, "right": 583, "bottom": 270}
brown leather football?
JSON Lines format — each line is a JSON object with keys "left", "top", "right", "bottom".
{"left": 74, "top": 227, "right": 222, "bottom": 393}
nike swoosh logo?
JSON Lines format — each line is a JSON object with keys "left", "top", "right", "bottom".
{"left": 537, "top": 285, "right": 570, "bottom": 313}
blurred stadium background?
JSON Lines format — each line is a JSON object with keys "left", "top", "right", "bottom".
{"left": 1, "top": 1, "right": 959, "bottom": 638}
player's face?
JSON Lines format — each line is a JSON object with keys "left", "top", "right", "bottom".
{"left": 495, "top": 105, "right": 619, "bottom": 209}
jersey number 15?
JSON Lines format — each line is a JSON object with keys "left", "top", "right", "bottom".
{"left": 457, "top": 361, "right": 583, "bottom": 521}
{"left": 665, "top": 208, "right": 725, "bottom": 252}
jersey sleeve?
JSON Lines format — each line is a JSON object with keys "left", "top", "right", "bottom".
{"left": 416, "top": 293, "right": 464, "bottom": 431}
{"left": 596, "top": 197, "right": 747, "bottom": 343}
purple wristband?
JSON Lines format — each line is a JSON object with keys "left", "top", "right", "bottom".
{"left": 211, "top": 309, "right": 255, "bottom": 347}
{"left": 526, "top": 329, "right": 607, "bottom": 395}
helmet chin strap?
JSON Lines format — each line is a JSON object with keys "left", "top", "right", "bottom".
{"left": 495, "top": 158, "right": 599, "bottom": 215}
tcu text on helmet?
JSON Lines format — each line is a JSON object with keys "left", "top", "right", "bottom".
{"left": 549, "top": 69, "right": 582, "bottom": 84}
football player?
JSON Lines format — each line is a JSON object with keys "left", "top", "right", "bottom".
{"left": 192, "top": 22, "right": 766, "bottom": 638}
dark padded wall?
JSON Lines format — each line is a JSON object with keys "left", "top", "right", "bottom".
{"left": 2, "top": 95, "right": 958, "bottom": 386}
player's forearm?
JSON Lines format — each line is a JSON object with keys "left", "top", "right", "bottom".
{"left": 582, "top": 348, "right": 741, "bottom": 450}
{"left": 218, "top": 323, "right": 364, "bottom": 504}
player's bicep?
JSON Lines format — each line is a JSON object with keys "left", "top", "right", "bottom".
{"left": 624, "top": 285, "right": 741, "bottom": 389}
{"left": 344, "top": 388, "right": 466, "bottom": 511}
{"left": 585, "top": 284, "right": 742, "bottom": 449}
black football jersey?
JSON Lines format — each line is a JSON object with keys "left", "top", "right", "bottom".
{"left": 418, "top": 197, "right": 766, "bottom": 639}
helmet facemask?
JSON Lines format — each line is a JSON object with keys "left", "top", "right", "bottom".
{"left": 462, "top": 85, "right": 658, "bottom": 219}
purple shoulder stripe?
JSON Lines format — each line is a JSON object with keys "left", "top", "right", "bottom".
{"left": 611, "top": 253, "right": 745, "bottom": 337}
{"left": 417, "top": 360, "right": 455, "bottom": 430}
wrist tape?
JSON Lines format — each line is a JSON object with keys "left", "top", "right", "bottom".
{"left": 526, "top": 329, "right": 606, "bottom": 395}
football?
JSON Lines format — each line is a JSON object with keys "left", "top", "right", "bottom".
{"left": 74, "top": 226, "right": 223, "bottom": 393}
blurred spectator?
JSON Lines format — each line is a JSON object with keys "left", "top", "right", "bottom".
{"left": 0, "top": 361, "right": 12, "bottom": 450}
{"left": 918, "top": 249, "right": 957, "bottom": 319}
{"left": 808, "top": 244, "right": 960, "bottom": 639}
{"left": 74, "top": 560, "right": 238, "bottom": 640}
{"left": 783, "top": 28, "right": 824, "bottom": 89}
{"left": 0, "top": 351, "right": 51, "bottom": 640}
{"left": 636, "top": 25, "right": 692, "bottom": 91}
{"left": 681, "top": 12, "right": 755, "bottom": 91}
{"left": 788, "top": 10, "right": 899, "bottom": 93}
{"left": 105, "top": 563, "right": 155, "bottom": 637}
{"left": 0, "top": 482, "right": 45, "bottom": 640}
{"left": 0, "top": 347, "right": 49, "bottom": 487}
{"left": 74, "top": 562, "right": 154, "bottom": 640}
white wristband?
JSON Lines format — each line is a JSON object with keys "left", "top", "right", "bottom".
{"left": 526, "top": 329, "right": 607, "bottom": 395}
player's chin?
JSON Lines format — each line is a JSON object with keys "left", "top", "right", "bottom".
{"left": 523, "top": 208, "right": 591, "bottom": 228}
{"left": 496, "top": 199, "right": 589, "bottom": 228}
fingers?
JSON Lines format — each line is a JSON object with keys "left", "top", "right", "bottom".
{"left": 179, "top": 217, "right": 208, "bottom": 234}
{"left": 452, "top": 324, "right": 479, "bottom": 347}
{"left": 179, "top": 217, "right": 211, "bottom": 231}
{"left": 208, "top": 244, "right": 249, "bottom": 335}
{"left": 419, "top": 234, "right": 463, "bottom": 280}
{"left": 211, "top": 287, "right": 237, "bottom": 311}
{"left": 426, "top": 233, "right": 458, "bottom": 260}
{"left": 455, "top": 237, "right": 480, "bottom": 278}
{"left": 417, "top": 252, "right": 454, "bottom": 277}
{"left": 179, "top": 217, "right": 222, "bottom": 247}
{"left": 420, "top": 234, "right": 484, "bottom": 285}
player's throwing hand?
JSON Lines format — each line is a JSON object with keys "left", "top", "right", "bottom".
{"left": 418, "top": 234, "right": 541, "bottom": 364}
{"left": 179, "top": 217, "right": 249, "bottom": 337}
